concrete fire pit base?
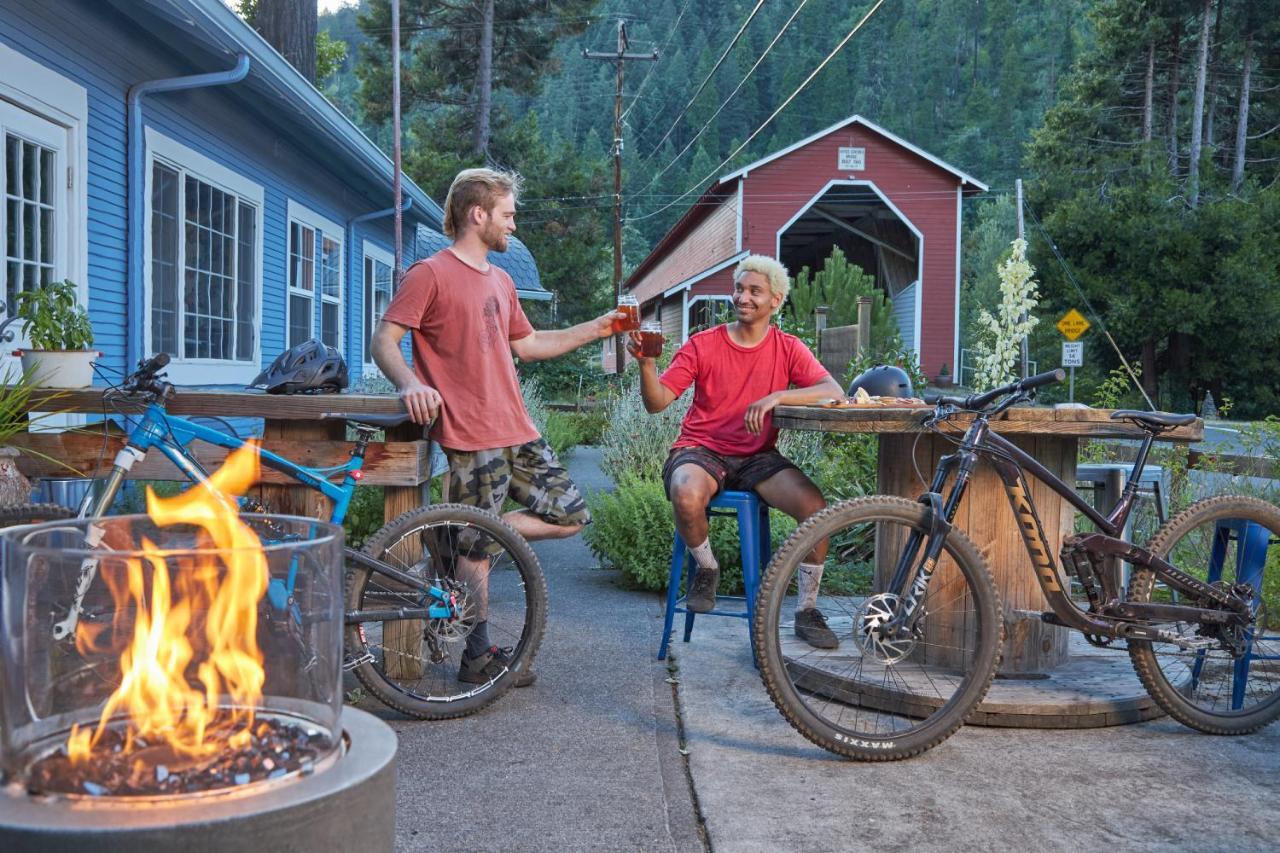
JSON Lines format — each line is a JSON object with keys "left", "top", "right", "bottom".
{"left": 0, "top": 707, "right": 396, "bottom": 853}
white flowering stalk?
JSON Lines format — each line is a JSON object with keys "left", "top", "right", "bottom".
{"left": 972, "top": 238, "right": 1039, "bottom": 390}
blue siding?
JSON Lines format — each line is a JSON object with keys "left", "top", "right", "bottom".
{"left": 0, "top": 0, "right": 430, "bottom": 387}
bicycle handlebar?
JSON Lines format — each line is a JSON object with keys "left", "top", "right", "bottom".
{"left": 122, "top": 352, "right": 174, "bottom": 399}
{"left": 923, "top": 368, "right": 1066, "bottom": 411}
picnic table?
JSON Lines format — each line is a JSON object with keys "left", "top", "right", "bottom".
{"left": 772, "top": 403, "right": 1204, "bottom": 726}
{"left": 9, "top": 387, "right": 430, "bottom": 524}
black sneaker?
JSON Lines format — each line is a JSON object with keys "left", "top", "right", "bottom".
{"left": 458, "top": 646, "right": 537, "bottom": 688}
{"left": 685, "top": 566, "right": 720, "bottom": 613}
{"left": 794, "top": 608, "right": 839, "bottom": 649}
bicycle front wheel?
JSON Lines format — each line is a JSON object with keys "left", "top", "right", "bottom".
{"left": 754, "top": 496, "right": 1002, "bottom": 760}
{"left": 1128, "top": 495, "right": 1280, "bottom": 734}
{"left": 345, "top": 503, "right": 547, "bottom": 720}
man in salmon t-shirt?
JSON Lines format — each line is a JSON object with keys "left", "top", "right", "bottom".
{"left": 371, "top": 167, "right": 621, "bottom": 686}
{"left": 629, "top": 255, "right": 845, "bottom": 649}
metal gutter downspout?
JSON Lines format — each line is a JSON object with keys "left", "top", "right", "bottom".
{"left": 127, "top": 54, "right": 251, "bottom": 371}
{"left": 346, "top": 198, "right": 413, "bottom": 362}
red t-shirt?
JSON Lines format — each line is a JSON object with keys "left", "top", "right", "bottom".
{"left": 659, "top": 325, "right": 831, "bottom": 456}
{"left": 380, "top": 249, "right": 538, "bottom": 451}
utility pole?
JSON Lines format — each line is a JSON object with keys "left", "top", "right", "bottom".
{"left": 584, "top": 21, "right": 657, "bottom": 372}
{"left": 1016, "top": 177, "right": 1028, "bottom": 379}
{"left": 392, "top": 0, "right": 403, "bottom": 282}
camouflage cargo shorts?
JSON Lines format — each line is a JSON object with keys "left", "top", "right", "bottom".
{"left": 443, "top": 438, "right": 591, "bottom": 531}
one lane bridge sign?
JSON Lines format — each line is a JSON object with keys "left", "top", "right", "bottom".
{"left": 1056, "top": 308, "right": 1091, "bottom": 341}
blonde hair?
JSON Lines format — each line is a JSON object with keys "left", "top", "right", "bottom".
{"left": 442, "top": 168, "right": 522, "bottom": 238}
{"left": 734, "top": 255, "right": 791, "bottom": 302}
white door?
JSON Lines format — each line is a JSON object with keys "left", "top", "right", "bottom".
{"left": 1, "top": 101, "right": 68, "bottom": 356}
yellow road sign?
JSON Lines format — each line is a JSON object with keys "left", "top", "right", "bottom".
{"left": 1056, "top": 308, "right": 1091, "bottom": 341}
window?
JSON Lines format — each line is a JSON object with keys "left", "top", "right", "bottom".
{"left": 687, "top": 296, "right": 733, "bottom": 336}
{"left": 287, "top": 201, "right": 344, "bottom": 351}
{"left": 145, "top": 129, "right": 262, "bottom": 382}
{"left": 1, "top": 104, "right": 66, "bottom": 305}
{"left": 150, "top": 164, "right": 258, "bottom": 361}
{"left": 363, "top": 242, "right": 393, "bottom": 366}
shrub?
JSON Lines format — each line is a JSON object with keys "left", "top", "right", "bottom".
{"left": 584, "top": 472, "right": 797, "bottom": 593}
{"left": 561, "top": 408, "right": 610, "bottom": 445}
{"left": 597, "top": 379, "right": 689, "bottom": 481}
{"left": 522, "top": 375, "right": 581, "bottom": 458}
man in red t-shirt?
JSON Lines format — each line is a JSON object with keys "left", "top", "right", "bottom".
{"left": 372, "top": 167, "right": 620, "bottom": 685}
{"left": 630, "top": 255, "right": 845, "bottom": 649}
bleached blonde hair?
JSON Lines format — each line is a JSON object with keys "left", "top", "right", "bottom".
{"left": 733, "top": 254, "right": 791, "bottom": 303}
{"left": 442, "top": 167, "right": 522, "bottom": 238}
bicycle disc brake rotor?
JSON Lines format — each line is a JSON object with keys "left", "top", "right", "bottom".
{"left": 855, "top": 593, "right": 917, "bottom": 664}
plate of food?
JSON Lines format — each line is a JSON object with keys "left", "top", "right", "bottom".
{"left": 817, "top": 388, "right": 928, "bottom": 408}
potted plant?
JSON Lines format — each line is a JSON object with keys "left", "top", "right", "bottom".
{"left": 936, "top": 362, "right": 953, "bottom": 388}
{"left": 12, "top": 279, "right": 97, "bottom": 388}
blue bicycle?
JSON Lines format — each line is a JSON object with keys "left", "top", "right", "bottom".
{"left": 9, "top": 353, "right": 547, "bottom": 719}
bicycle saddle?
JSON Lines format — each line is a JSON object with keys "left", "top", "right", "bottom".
{"left": 1110, "top": 410, "right": 1197, "bottom": 431}
{"left": 321, "top": 412, "right": 417, "bottom": 430}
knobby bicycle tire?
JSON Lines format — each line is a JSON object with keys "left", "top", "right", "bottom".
{"left": 1128, "top": 495, "right": 1280, "bottom": 735}
{"left": 344, "top": 503, "right": 547, "bottom": 720}
{"left": 754, "top": 496, "right": 1003, "bottom": 760}
{"left": 0, "top": 502, "right": 77, "bottom": 528}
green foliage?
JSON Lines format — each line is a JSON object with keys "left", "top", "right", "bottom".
{"left": 522, "top": 375, "right": 581, "bottom": 458}
{"left": 0, "top": 365, "right": 67, "bottom": 445}
{"left": 343, "top": 484, "right": 385, "bottom": 549}
{"left": 597, "top": 378, "right": 689, "bottom": 482}
{"left": 518, "top": 345, "right": 621, "bottom": 402}
{"left": 559, "top": 408, "right": 610, "bottom": 446}
{"left": 970, "top": 239, "right": 1041, "bottom": 390}
{"left": 584, "top": 472, "right": 797, "bottom": 593}
{"left": 785, "top": 247, "right": 901, "bottom": 349}
{"left": 13, "top": 280, "right": 93, "bottom": 351}
{"left": 315, "top": 29, "right": 347, "bottom": 81}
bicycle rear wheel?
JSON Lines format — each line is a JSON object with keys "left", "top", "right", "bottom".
{"left": 754, "top": 496, "right": 1002, "bottom": 760}
{"left": 345, "top": 503, "right": 547, "bottom": 720}
{"left": 1128, "top": 495, "right": 1280, "bottom": 734}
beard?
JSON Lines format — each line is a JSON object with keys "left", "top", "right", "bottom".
{"left": 481, "top": 220, "right": 509, "bottom": 253}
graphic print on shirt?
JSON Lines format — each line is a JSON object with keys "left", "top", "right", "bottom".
{"left": 480, "top": 295, "right": 501, "bottom": 353}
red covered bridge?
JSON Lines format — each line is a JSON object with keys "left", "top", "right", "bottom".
{"left": 615, "top": 115, "right": 987, "bottom": 379}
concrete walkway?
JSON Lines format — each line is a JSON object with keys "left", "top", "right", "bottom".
{"left": 365, "top": 447, "right": 1280, "bottom": 852}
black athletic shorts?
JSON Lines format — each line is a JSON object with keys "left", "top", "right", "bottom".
{"left": 660, "top": 446, "right": 798, "bottom": 500}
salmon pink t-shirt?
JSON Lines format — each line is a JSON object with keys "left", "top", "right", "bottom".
{"left": 659, "top": 325, "right": 831, "bottom": 456}
{"left": 381, "top": 249, "right": 538, "bottom": 451}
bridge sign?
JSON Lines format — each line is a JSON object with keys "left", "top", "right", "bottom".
{"left": 1056, "top": 309, "right": 1090, "bottom": 341}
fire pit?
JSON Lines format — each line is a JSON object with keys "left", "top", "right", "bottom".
{"left": 0, "top": 449, "right": 395, "bottom": 851}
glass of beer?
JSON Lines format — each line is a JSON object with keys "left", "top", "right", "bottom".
{"left": 638, "top": 322, "right": 664, "bottom": 358}
{"left": 613, "top": 294, "right": 640, "bottom": 334}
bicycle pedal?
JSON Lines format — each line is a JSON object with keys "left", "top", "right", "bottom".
{"left": 343, "top": 652, "right": 375, "bottom": 671}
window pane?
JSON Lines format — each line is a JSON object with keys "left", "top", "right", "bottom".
{"left": 236, "top": 204, "right": 256, "bottom": 362}
{"left": 364, "top": 257, "right": 373, "bottom": 362}
{"left": 289, "top": 293, "right": 312, "bottom": 349}
{"left": 23, "top": 203, "right": 35, "bottom": 260}
{"left": 151, "top": 164, "right": 180, "bottom": 355}
{"left": 322, "top": 301, "right": 339, "bottom": 348}
{"left": 40, "top": 208, "right": 53, "bottom": 263}
{"left": 41, "top": 148, "right": 55, "bottom": 206}
{"left": 22, "top": 142, "right": 36, "bottom": 200}
{"left": 6, "top": 199, "right": 17, "bottom": 261}
{"left": 5, "top": 136, "right": 17, "bottom": 195}
{"left": 321, "top": 236, "right": 340, "bottom": 299}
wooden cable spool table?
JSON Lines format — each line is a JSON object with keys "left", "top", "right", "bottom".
{"left": 773, "top": 403, "right": 1204, "bottom": 727}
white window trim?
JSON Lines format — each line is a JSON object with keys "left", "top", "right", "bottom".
{"left": 143, "top": 127, "right": 264, "bottom": 384}
{"left": 287, "top": 200, "right": 344, "bottom": 350}
{"left": 0, "top": 43, "right": 88, "bottom": 308}
{"left": 362, "top": 240, "right": 394, "bottom": 373}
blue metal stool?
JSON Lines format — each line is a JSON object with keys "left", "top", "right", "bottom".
{"left": 658, "top": 490, "right": 771, "bottom": 663}
{"left": 1194, "top": 519, "right": 1277, "bottom": 709}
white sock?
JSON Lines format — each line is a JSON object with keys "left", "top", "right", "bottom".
{"left": 689, "top": 538, "right": 719, "bottom": 571}
{"left": 796, "top": 562, "right": 823, "bottom": 612}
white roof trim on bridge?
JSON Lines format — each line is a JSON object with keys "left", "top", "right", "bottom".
{"left": 718, "top": 114, "right": 989, "bottom": 192}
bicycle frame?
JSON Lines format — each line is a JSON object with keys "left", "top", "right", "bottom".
{"left": 885, "top": 414, "right": 1251, "bottom": 645}
{"left": 54, "top": 399, "right": 455, "bottom": 642}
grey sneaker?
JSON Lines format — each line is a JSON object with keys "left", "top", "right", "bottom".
{"left": 685, "top": 566, "right": 720, "bottom": 613}
{"left": 458, "top": 646, "right": 536, "bottom": 688}
{"left": 794, "top": 608, "right": 839, "bottom": 649}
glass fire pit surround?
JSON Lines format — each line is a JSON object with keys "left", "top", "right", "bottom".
{"left": 0, "top": 514, "right": 344, "bottom": 798}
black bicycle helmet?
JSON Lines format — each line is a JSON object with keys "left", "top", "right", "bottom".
{"left": 249, "top": 338, "right": 348, "bottom": 394}
{"left": 847, "top": 364, "right": 914, "bottom": 398}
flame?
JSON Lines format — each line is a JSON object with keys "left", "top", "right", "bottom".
{"left": 68, "top": 441, "right": 266, "bottom": 762}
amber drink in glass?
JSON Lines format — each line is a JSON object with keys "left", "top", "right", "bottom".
{"left": 613, "top": 294, "right": 640, "bottom": 333}
{"left": 638, "top": 322, "right": 664, "bottom": 358}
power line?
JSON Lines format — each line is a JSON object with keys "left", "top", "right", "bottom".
{"left": 632, "top": 0, "right": 769, "bottom": 162}
{"left": 626, "top": 0, "right": 812, "bottom": 199}
{"left": 619, "top": 0, "right": 694, "bottom": 124}
{"left": 626, "top": 0, "right": 890, "bottom": 224}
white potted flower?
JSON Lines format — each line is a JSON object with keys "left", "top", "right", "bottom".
{"left": 12, "top": 279, "right": 98, "bottom": 388}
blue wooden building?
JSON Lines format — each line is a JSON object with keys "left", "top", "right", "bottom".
{"left": 0, "top": 0, "right": 548, "bottom": 389}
